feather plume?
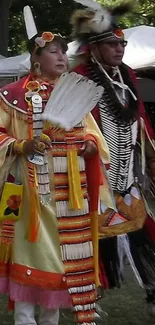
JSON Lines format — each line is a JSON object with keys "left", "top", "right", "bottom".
{"left": 73, "top": 0, "right": 102, "bottom": 10}
{"left": 111, "top": 1, "right": 134, "bottom": 17}
{"left": 72, "top": 0, "right": 133, "bottom": 37}
{"left": 42, "top": 72, "right": 104, "bottom": 130}
{"left": 71, "top": 8, "right": 111, "bottom": 36}
{"left": 23, "top": 6, "right": 38, "bottom": 40}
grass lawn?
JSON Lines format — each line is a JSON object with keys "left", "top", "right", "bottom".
{"left": 1, "top": 266, "right": 155, "bottom": 325}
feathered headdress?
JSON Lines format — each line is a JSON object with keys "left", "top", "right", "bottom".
{"left": 23, "top": 6, "right": 65, "bottom": 53}
{"left": 71, "top": 0, "right": 134, "bottom": 43}
{"left": 23, "top": 6, "right": 38, "bottom": 40}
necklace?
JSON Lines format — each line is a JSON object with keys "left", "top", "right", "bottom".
{"left": 32, "top": 73, "right": 59, "bottom": 86}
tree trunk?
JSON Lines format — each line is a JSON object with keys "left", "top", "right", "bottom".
{"left": 0, "top": 0, "right": 11, "bottom": 56}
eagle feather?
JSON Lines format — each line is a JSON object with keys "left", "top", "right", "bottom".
{"left": 23, "top": 6, "right": 38, "bottom": 40}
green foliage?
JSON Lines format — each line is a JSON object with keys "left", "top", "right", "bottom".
{"left": 100, "top": 0, "right": 155, "bottom": 27}
{"left": 9, "top": 0, "right": 76, "bottom": 56}
{"left": 8, "top": 0, "right": 155, "bottom": 56}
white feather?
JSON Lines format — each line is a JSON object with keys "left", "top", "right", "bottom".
{"left": 23, "top": 6, "right": 38, "bottom": 40}
{"left": 42, "top": 72, "right": 104, "bottom": 130}
{"left": 74, "top": 0, "right": 102, "bottom": 10}
{"left": 90, "top": 9, "right": 111, "bottom": 33}
{"left": 74, "top": 0, "right": 111, "bottom": 34}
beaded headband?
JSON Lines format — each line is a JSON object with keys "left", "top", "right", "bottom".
{"left": 88, "top": 28, "right": 124, "bottom": 44}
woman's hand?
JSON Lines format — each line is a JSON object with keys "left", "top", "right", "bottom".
{"left": 13, "top": 134, "right": 51, "bottom": 155}
{"left": 78, "top": 140, "right": 98, "bottom": 159}
{"left": 23, "top": 136, "right": 51, "bottom": 156}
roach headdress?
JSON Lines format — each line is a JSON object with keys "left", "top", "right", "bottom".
{"left": 71, "top": 0, "right": 133, "bottom": 44}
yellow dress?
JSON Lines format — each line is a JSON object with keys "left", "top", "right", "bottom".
{"left": 0, "top": 75, "right": 111, "bottom": 322}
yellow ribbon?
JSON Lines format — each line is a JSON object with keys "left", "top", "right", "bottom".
{"left": 67, "top": 149, "right": 83, "bottom": 210}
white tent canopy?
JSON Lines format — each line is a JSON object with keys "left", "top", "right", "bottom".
{"left": 0, "top": 25, "right": 155, "bottom": 77}
{"left": 123, "top": 25, "right": 155, "bottom": 69}
{"left": 0, "top": 52, "right": 30, "bottom": 77}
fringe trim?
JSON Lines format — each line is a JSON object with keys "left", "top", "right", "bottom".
{"left": 36, "top": 155, "right": 51, "bottom": 198}
{"left": 117, "top": 234, "right": 143, "bottom": 287}
{"left": 53, "top": 157, "right": 68, "bottom": 173}
{"left": 53, "top": 156, "right": 85, "bottom": 173}
{"left": 61, "top": 242, "right": 93, "bottom": 261}
{"left": 9, "top": 281, "right": 71, "bottom": 309}
{"left": 0, "top": 277, "right": 8, "bottom": 293}
{"left": 56, "top": 199, "right": 89, "bottom": 218}
{"left": 78, "top": 155, "right": 85, "bottom": 171}
{"left": 58, "top": 212, "right": 96, "bottom": 323}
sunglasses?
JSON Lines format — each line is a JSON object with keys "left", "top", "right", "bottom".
{"left": 104, "top": 40, "right": 128, "bottom": 48}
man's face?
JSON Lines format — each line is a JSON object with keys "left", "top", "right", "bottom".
{"left": 91, "top": 39, "right": 127, "bottom": 67}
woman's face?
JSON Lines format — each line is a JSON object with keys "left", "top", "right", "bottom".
{"left": 35, "top": 41, "right": 68, "bottom": 79}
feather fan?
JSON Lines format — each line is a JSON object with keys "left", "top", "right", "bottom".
{"left": 23, "top": 6, "right": 38, "bottom": 40}
{"left": 42, "top": 72, "right": 103, "bottom": 130}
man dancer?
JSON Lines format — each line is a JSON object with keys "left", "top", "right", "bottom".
{"left": 69, "top": 0, "right": 155, "bottom": 315}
